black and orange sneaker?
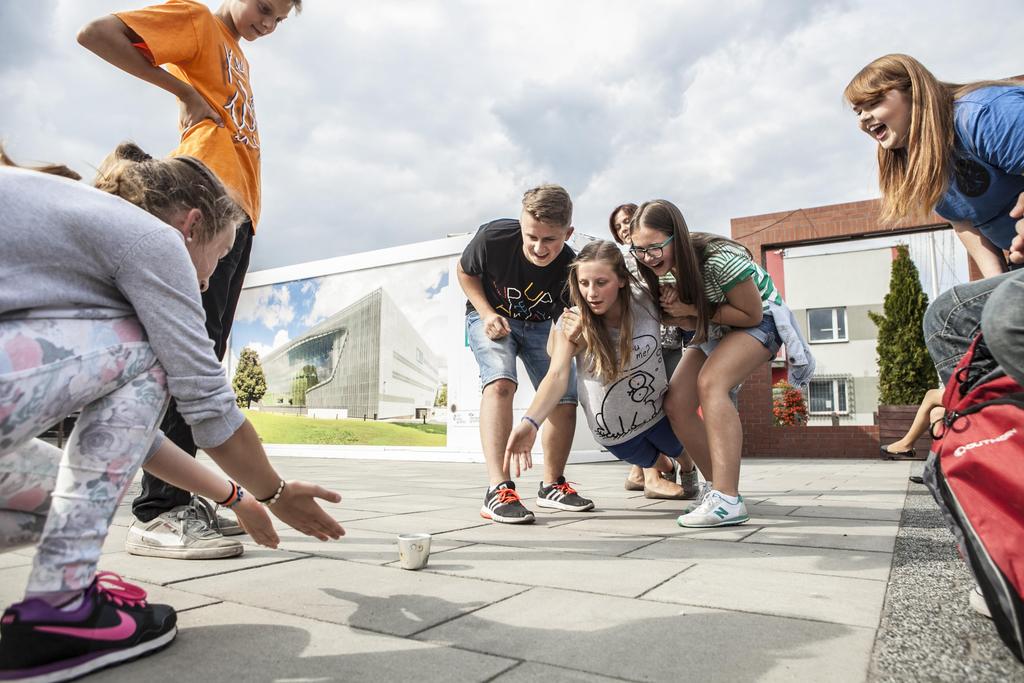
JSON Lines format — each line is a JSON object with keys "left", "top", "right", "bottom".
{"left": 536, "top": 477, "right": 595, "bottom": 512}
{"left": 480, "top": 481, "right": 535, "bottom": 524}
{"left": 0, "top": 571, "right": 177, "bottom": 682}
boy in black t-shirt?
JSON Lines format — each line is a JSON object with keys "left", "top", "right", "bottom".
{"left": 458, "top": 184, "right": 594, "bottom": 523}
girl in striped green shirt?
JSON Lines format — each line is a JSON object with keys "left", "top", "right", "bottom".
{"left": 628, "top": 199, "right": 786, "bottom": 528}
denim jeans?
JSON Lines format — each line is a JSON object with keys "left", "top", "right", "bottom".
{"left": 923, "top": 269, "right": 1024, "bottom": 386}
{"left": 465, "top": 311, "right": 577, "bottom": 404}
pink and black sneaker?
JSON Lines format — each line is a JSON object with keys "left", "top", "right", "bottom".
{"left": 0, "top": 571, "right": 176, "bottom": 682}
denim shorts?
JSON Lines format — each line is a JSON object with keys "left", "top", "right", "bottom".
{"left": 698, "top": 310, "right": 782, "bottom": 357}
{"left": 606, "top": 416, "right": 683, "bottom": 468}
{"left": 465, "top": 311, "right": 578, "bottom": 405}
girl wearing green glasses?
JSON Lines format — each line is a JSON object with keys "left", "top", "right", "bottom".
{"left": 628, "top": 200, "right": 813, "bottom": 527}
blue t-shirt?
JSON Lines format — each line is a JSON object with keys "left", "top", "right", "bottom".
{"left": 935, "top": 86, "right": 1024, "bottom": 250}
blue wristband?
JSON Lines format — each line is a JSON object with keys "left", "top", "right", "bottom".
{"left": 522, "top": 415, "right": 540, "bottom": 431}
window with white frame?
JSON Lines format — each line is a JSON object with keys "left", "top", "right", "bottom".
{"left": 807, "top": 307, "right": 848, "bottom": 343}
{"left": 807, "top": 378, "right": 849, "bottom": 415}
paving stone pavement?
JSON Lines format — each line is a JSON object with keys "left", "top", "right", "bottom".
{"left": 2, "top": 456, "right": 1019, "bottom": 682}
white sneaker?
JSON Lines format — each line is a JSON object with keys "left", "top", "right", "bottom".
{"left": 969, "top": 584, "right": 992, "bottom": 619}
{"left": 191, "top": 496, "right": 245, "bottom": 536}
{"left": 680, "top": 482, "right": 712, "bottom": 514}
{"left": 677, "top": 490, "right": 749, "bottom": 528}
{"left": 125, "top": 505, "right": 244, "bottom": 559}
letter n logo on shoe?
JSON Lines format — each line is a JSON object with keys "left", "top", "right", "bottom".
{"left": 713, "top": 507, "right": 728, "bottom": 519}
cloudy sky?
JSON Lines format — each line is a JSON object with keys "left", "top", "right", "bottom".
{"left": 2, "top": 1, "right": 1021, "bottom": 271}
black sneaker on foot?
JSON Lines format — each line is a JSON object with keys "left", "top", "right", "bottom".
{"left": 536, "top": 477, "right": 595, "bottom": 512}
{"left": 0, "top": 572, "right": 177, "bottom": 683}
{"left": 480, "top": 481, "right": 535, "bottom": 524}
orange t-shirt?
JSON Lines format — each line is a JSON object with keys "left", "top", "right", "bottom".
{"left": 116, "top": 0, "right": 262, "bottom": 228}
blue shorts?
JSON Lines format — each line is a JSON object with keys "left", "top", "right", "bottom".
{"left": 465, "top": 311, "right": 578, "bottom": 405}
{"left": 698, "top": 310, "right": 783, "bottom": 357}
{"left": 606, "top": 416, "right": 683, "bottom": 468}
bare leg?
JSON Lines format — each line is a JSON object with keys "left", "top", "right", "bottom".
{"left": 541, "top": 402, "right": 576, "bottom": 484}
{"left": 664, "top": 347, "right": 713, "bottom": 483}
{"left": 479, "top": 379, "right": 516, "bottom": 486}
{"left": 697, "top": 332, "right": 773, "bottom": 498}
{"left": 883, "top": 388, "right": 944, "bottom": 453}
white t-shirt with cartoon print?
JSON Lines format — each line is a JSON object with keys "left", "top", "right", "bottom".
{"left": 566, "top": 288, "right": 668, "bottom": 447}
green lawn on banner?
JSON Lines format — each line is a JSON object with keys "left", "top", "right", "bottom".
{"left": 243, "top": 410, "right": 446, "bottom": 446}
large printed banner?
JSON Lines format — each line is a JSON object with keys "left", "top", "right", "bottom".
{"left": 229, "top": 254, "right": 454, "bottom": 445}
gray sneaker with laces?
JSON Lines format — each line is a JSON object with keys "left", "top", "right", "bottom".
{"left": 125, "top": 504, "right": 243, "bottom": 560}
{"left": 191, "top": 496, "right": 245, "bottom": 536}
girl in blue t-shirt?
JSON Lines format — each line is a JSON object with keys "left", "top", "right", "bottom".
{"left": 845, "top": 53, "right": 1024, "bottom": 277}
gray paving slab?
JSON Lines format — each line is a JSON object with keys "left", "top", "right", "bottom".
{"left": 740, "top": 516, "right": 899, "bottom": 553}
{"left": 88, "top": 602, "right": 516, "bottom": 682}
{"left": 643, "top": 562, "right": 887, "bottom": 628}
{"left": 435, "top": 523, "right": 659, "bottom": 558}
{"left": 411, "top": 542, "right": 688, "bottom": 598}
{"left": 625, "top": 536, "right": 893, "bottom": 581}
{"left": 491, "top": 662, "right": 627, "bottom": 682}
{"left": 94, "top": 533, "right": 308, "bottom": 587}
{"left": 171, "top": 556, "right": 528, "bottom": 637}
{"left": 415, "top": 586, "right": 877, "bottom": 682}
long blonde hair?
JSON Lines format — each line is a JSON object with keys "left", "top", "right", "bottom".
{"left": 844, "top": 53, "right": 1017, "bottom": 223}
{"left": 567, "top": 240, "right": 640, "bottom": 384}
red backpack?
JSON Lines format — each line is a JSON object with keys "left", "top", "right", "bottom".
{"left": 924, "top": 335, "right": 1024, "bottom": 662}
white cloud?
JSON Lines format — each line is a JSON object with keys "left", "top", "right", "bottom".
{"left": 4, "top": 0, "right": 1023, "bottom": 272}
{"left": 234, "top": 284, "right": 294, "bottom": 329}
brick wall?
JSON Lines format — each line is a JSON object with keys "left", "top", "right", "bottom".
{"left": 731, "top": 198, "right": 945, "bottom": 458}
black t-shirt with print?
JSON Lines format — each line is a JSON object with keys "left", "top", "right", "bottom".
{"left": 460, "top": 218, "right": 574, "bottom": 322}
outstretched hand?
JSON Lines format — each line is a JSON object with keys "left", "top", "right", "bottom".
{"left": 268, "top": 481, "right": 345, "bottom": 541}
{"left": 504, "top": 420, "right": 537, "bottom": 478}
{"left": 232, "top": 493, "right": 279, "bottom": 549}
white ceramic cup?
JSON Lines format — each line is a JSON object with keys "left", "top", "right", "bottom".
{"left": 397, "top": 533, "right": 431, "bottom": 570}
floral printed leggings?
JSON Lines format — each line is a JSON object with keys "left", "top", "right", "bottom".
{"left": 0, "top": 316, "right": 167, "bottom": 595}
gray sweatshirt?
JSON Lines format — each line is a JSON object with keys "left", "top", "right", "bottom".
{"left": 0, "top": 166, "right": 244, "bottom": 448}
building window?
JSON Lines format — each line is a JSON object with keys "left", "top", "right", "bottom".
{"left": 807, "top": 378, "right": 849, "bottom": 415}
{"left": 807, "top": 307, "right": 848, "bottom": 343}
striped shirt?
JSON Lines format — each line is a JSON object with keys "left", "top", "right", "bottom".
{"left": 702, "top": 243, "right": 782, "bottom": 310}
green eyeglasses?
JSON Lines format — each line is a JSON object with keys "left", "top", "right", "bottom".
{"left": 629, "top": 234, "right": 674, "bottom": 260}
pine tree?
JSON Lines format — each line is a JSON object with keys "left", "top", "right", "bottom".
{"left": 868, "top": 245, "right": 935, "bottom": 405}
{"left": 233, "top": 347, "right": 267, "bottom": 409}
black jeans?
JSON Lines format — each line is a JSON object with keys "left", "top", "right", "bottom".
{"left": 132, "top": 221, "right": 253, "bottom": 522}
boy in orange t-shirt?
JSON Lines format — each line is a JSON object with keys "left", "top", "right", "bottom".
{"left": 78, "top": 0, "right": 301, "bottom": 560}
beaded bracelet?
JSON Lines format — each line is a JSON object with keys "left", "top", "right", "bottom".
{"left": 257, "top": 479, "right": 286, "bottom": 507}
{"left": 521, "top": 415, "right": 540, "bottom": 431}
{"left": 216, "top": 481, "right": 244, "bottom": 509}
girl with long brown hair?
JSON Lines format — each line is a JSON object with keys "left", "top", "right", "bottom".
{"left": 504, "top": 241, "right": 689, "bottom": 499}
{"left": 629, "top": 200, "right": 812, "bottom": 528}
{"left": 844, "top": 53, "right": 1024, "bottom": 277}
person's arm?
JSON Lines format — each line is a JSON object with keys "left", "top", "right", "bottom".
{"left": 661, "top": 279, "right": 763, "bottom": 328}
{"left": 143, "top": 438, "right": 278, "bottom": 548}
{"left": 204, "top": 421, "right": 344, "bottom": 541}
{"left": 116, "top": 230, "right": 343, "bottom": 542}
{"left": 952, "top": 220, "right": 1008, "bottom": 278}
{"left": 77, "top": 14, "right": 223, "bottom": 129}
{"left": 504, "top": 325, "right": 577, "bottom": 476}
{"left": 457, "top": 261, "right": 510, "bottom": 340}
